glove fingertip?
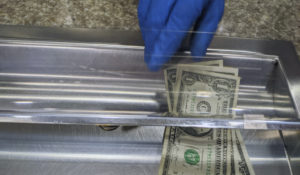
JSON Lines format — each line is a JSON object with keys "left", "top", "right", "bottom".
{"left": 146, "top": 51, "right": 169, "bottom": 71}
{"left": 190, "top": 31, "right": 214, "bottom": 60}
{"left": 146, "top": 57, "right": 163, "bottom": 71}
{"left": 147, "top": 63, "right": 161, "bottom": 71}
{"left": 191, "top": 47, "right": 207, "bottom": 61}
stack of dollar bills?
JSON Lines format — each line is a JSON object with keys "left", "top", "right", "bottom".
{"left": 159, "top": 60, "right": 255, "bottom": 175}
{"left": 159, "top": 128, "right": 255, "bottom": 175}
{"left": 164, "top": 60, "right": 240, "bottom": 117}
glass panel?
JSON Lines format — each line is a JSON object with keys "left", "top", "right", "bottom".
{"left": 0, "top": 37, "right": 298, "bottom": 129}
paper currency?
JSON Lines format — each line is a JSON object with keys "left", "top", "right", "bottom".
{"left": 173, "top": 68, "right": 240, "bottom": 117}
{"left": 160, "top": 60, "right": 254, "bottom": 175}
{"left": 232, "top": 129, "right": 256, "bottom": 175}
{"left": 159, "top": 127, "right": 218, "bottom": 175}
{"left": 163, "top": 60, "right": 240, "bottom": 147}
{"left": 164, "top": 60, "right": 224, "bottom": 112}
{"left": 158, "top": 128, "right": 255, "bottom": 175}
{"left": 164, "top": 60, "right": 239, "bottom": 117}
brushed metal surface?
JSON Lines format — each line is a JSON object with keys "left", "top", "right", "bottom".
{"left": 0, "top": 124, "right": 291, "bottom": 175}
{"left": 0, "top": 37, "right": 298, "bottom": 129}
{"left": 281, "top": 130, "right": 300, "bottom": 175}
{"left": 0, "top": 25, "right": 298, "bottom": 175}
{"left": 0, "top": 25, "right": 299, "bottom": 119}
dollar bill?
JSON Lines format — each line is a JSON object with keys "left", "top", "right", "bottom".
{"left": 160, "top": 60, "right": 255, "bottom": 175}
{"left": 164, "top": 60, "right": 228, "bottom": 112}
{"left": 159, "top": 128, "right": 255, "bottom": 175}
{"left": 232, "top": 129, "right": 255, "bottom": 175}
{"left": 159, "top": 128, "right": 232, "bottom": 175}
{"left": 177, "top": 64, "right": 238, "bottom": 76}
{"left": 164, "top": 67, "right": 177, "bottom": 112}
{"left": 173, "top": 67, "right": 240, "bottom": 117}
{"left": 194, "top": 60, "right": 224, "bottom": 67}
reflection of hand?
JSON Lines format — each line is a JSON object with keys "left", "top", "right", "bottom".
{"left": 138, "top": 0, "right": 225, "bottom": 71}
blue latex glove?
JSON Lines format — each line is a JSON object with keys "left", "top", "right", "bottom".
{"left": 138, "top": 0, "right": 225, "bottom": 71}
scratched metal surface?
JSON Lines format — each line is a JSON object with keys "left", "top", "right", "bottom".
{"left": 0, "top": 37, "right": 298, "bottom": 129}
{"left": 0, "top": 124, "right": 291, "bottom": 175}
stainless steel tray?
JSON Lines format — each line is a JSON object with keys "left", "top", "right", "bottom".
{"left": 0, "top": 25, "right": 299, "bottom": 175}
{"left": 0, "top": 124, "right": 292, "bottom": 175}
{"left": 0, "top": 25, "right": 300, "bottom": 130}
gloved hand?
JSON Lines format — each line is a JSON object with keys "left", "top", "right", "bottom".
{"left": 138, "top": 0, "right": 225, "bottom": 71}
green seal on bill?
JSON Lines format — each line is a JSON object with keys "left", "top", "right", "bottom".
{"left": 184, "top": 149, "right": 200, "bottom": 165}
